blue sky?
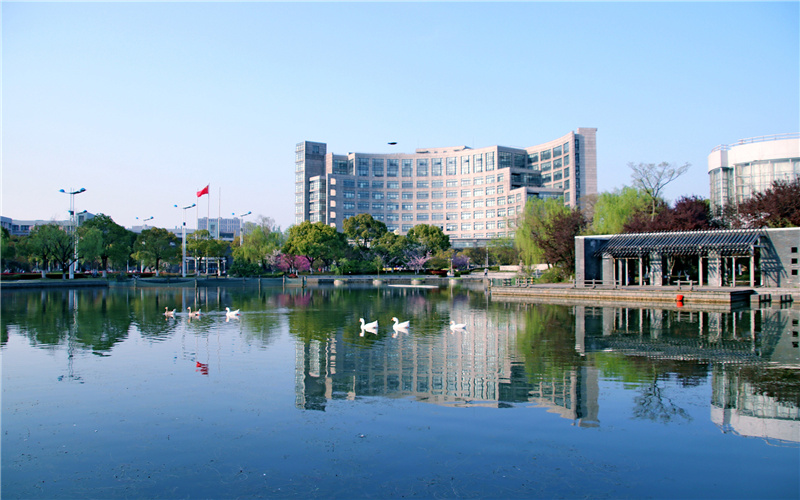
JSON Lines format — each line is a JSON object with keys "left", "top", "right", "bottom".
{"left": 3, "top": 2, "right": 798, "bottom": 231}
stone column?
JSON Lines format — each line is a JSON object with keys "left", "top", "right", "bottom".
{"left": 602, "top": 254, "right": 614, "bottom": 286}
{"left": 649, "top": 252, "right": 663, "bottom": 287}
{"left": 707, "top": 250, "right": 722, "bottom": 287}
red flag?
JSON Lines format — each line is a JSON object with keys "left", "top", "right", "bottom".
{"left": 197, "top": 185, "right": 209, "bottom": 198}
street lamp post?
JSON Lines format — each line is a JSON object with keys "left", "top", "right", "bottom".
{"left": 175, "top": 204, "right": 196, "bottom": 278}
{"left": 59, "top": 188, "right": 86, "bottom": 279}
{"left": 135, "top": 217, "right": 154, "bottom": 273}
{"left": 234, "top": 211, "right": 252, "bottom": 243}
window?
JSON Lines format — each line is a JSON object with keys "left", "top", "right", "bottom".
{"left": 432, "top": 202, "right": 443, "bottom": 210}
{"left": 553, "top": 145, "right": 562, "bottom": 157}
{"left": 474, "top": 176, "right": 484, "bottom": 185}
{"left": 417, "top": 214, "right": 429, "bottom": 221}
{"left": 402, "top": 224, "right": 413, "bottom": 232}
{"left": 461, "top": 212, "right": 471, "bottom": 220}
{"left": 417, "top": 192, "right": 429, "bottom": 199}
{"left": 344, "top": 212, "right": 355, "bottom": 219}
{"left": 486, "top": 198, "right": 495, "bottom": 207}
{"left": 564, "top": 155, "right": 570, "bottom": 166}
{"left": 446, "top": 212, "right": 458, "bottom": 220}
{"left": 461, "top": 190, "right": 471, "bottom": 197}
{"left": 387, "top": 202, "right": 399, "bottom": 210}
{"left": 373, "top": 214, "right": 384, "bottom": 221}
{"left": 387, "top": 213, "right": 399, "bottom": 221}
{"left": 473, "top": 222, "right": 484, "bottom": 230}
{"left": 402, "top": 159, "right": 413, "bottom": 177}
{"left": 358, "top": 191, "right": 370, "bottom": 199}
{"left": 541, "top": 149, "right": 551, "bottom": 161}
{"left": 473, "top": 199, "right": 484, "bottom": 208}
{"left": 563, "top": 142, "right": 569, "bottom": 154}
{"left": 497, "top": 197, "right": 505, "bottom": 206}
{"left": 343, "top": 201, "right": 355, "bottom": 209}
{"left": 486, "top": 186, "right": 495, "bottom": 196}
{"left": 357, "top": 158, "right": 370, "bottom": 176}
{"left": 431, "top": 180, "right": 444, "bottom": 188}
{"left": 387, "top": 224, "right": 398, "bottom": 231}
{"left": 387, "top": 191, "right": 399, "bottom": 200}
{"left": 554, "top": 158, "right": 562, "bottom": 169}
{"left": 460, "top": 155, "right": 470, "bottom": 174}
{"left": 387, "top": 159, "right": 399, "bottom": 177}
{"left": 446, "top": 157, "right": 457, "bottom": 175}
{"left": 333, "top": 159, "right": 350, "bottom": 175}
{"left": 461, "top": 200, "right": 471, "bottom": 209}
{"left": 372, "top": 158, "right": 384, "bottom": 177}
{"left": 497, "top": 173, "right": 504, "bottom": 182}
{"left": 474, "top": 211, "right": 484, "bottom": 219}
{"left": 507, "top": 207, "right": 515, "bottom": 216}
{"left": 372, "top": 203, "right": 384, "bottom": 210}
{"left": 461, "top": 178, "right": 471, "bottom": 186}
{"left": 446, "top": 190, "right": 457, "bottom": 198}
{"left": 446, "top": 224, "right": 458, "bottom": 231}
{"left": 499, "top": 151, "right": 513, "bottom": 169}
{"left": 416, "top": 159, "right": 429, "bottom": 176}
{"left": 417, "top": 203, "right": 429, "bottom": 210}
{"left": 486, "top": 221, "right": 496, "bottom": 230}
{"left": 372, "top": 192, "right": 384, "bottom": 200}
{"left": 497, "top": 185, "right": 504, "bottom": 194}
{"left": 528, "top": 152, "right": 538, "bottom": 164}
{"left": 473, "top": 154, "right": 483, "bottom": 173}
{"left": 497, "top": 208, "right": 506, "bottom": 217}
{"left": 402, "top": 213, "right": 413, "bottom": 221}
{"left": 358, "top": 180, "right": 369, "bottom": 189}
{"left": 461, "top": 223, "right": 471, "bottom": 231}
{"left": 372, "top": 181, "right": 384, "bottom": 189}
{"left": 432, "top": 158, "right": 443, "bottom": 176}
{"left": 402, "top": 192, "right": 413, "bottom": 199}
{"left": 485, "top": 151, "right": 495, "bottom": 171}
{"left": 402, "top": 203, "right": 413, "bottom": 210}
{"left": 387, "top": 181, "right": 399, "bottom": 189}
{"left": 446, "top": 179, "right": 458, "bottom": 187}
{"left": 344, "top": 191, "right": 355, "bottom": 199}
{"left": 432, "top": 213, "right": 444, "bottom": 220}
{"left": 402, "top": 181, "right": 414, "bottom": 189}
{"left": 417, "top": 181, "right": 429, "bottom": 189}
{"left": 358, "top": 202, "right": 370, "bottom": 210}
{"left": 473, "top": 188, "right": 483, "bottom": 196}
{"left": 432, "top": 191, "right": 443, "bottom": 199}
{"left": 486, "top": 209, "right": 495, "bottom": 218}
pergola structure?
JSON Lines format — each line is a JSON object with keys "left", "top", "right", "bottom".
{"left": 592, "top": 229, "right": 767, "bottom": 287}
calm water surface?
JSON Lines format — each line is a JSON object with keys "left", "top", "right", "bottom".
{"left": 2, "top": 284, "right": 799, "bottom": 499}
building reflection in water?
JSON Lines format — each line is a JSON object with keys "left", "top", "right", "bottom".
{"left": 294, "top": 304, "right": 600, "bottom": 428}
{"left": 296, "top": 297, "right": 798, "bottom": 445}
{"left": 576, "top": 304, "right": 799, "bottom": 445}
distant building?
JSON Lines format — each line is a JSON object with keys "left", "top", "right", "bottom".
{"left": 294, "top": 128, "right": 597, "bottom": 248}
{"left": 197, "top": 217, "right": 241, "bottom": 241}
{"left": 708, "top": 133, "right": 800, "bottom": 211}
{"left": 1, "top": 213, "right": 95, "bottom": 237}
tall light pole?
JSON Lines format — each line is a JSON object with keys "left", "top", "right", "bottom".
{"left": 135, "top": 217, "right": 154, "bottom": 273}
{"left": 59, "top": 188, "right": 86, "bottom": 279}
{"left": 234, "top": 211, "right": 252, "bottom": 244}
{"left": 175, "top": 204, "right": 196, "bottom": 277}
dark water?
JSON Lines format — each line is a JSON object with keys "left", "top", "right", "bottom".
{"left": 2, "top": 285, "right": 798, "bottom": 499}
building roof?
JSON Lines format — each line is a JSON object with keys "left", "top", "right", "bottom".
{"left": 595, "top": 229, "right": 766, "bottom": 258}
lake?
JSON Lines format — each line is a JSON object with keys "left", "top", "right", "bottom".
{"left": 2, "top": 284, "right": 798, "bottom": 499}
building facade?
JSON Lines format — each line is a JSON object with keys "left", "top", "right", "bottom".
{"left": 295, "top": 128, "right": 597, "bottom": 248}
{"left": 197, "top": 217, "right": 242, "bottom": 241}
{"left": 1, "top": 214, "right": 95, "bottom": 237}
{"left": 708, "top": 133, "right": 800, "bottom": 211}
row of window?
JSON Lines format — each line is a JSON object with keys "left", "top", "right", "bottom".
{"left": 335, "top": 206, "right": 518, "bottom": 221}
{"left": 337, "top": 173, "right": 506, "bottom": 189}
{"left": 338, "top": 188, "right": 521, "bottom": 201}
{"left": 528, "top": 141, "right": 571, "bottom": 164}
{"left": 335, "top": 194, "right": 522, "bottom": 209}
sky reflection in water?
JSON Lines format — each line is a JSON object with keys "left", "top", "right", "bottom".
{"left": 2, "top": 285, "right": 798, "bottom": 499}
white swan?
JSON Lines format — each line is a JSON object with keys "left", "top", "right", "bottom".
{"left": 359, "top": 318, "right": 378, "bottom": 331}
{"left": 450, "top": 321, "right": 466, "bottom": 331}
{"left": 164, "top": 307, "right": 175, "bottom": 317}
{"left": 187, "top": 307, "right": 201, "bottom": 317}
{"left": 391, "top": 317, "right": 409, "bottom": 330}
{"left": 225, "top": 307, "right": 240, "bottom": 317}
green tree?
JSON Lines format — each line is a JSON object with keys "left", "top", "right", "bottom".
{"left": 77, "top": 214, "right": 133, "bottom": 276}
{"left": 133, "top": 227, "right": 179, "bottom": 276}
{"left": 590, "top": 187, "right": 651, "bottom": 235}
{"left": 487, "top": 236, "right": 519, "bottom": 266}
{"left": 517, "top": 197, "right": 586, "bottom": 278}
{"left": 26, "top": 224, "right": 72, "bottom": 277}
{"left": 282, "top": 221, "right": 347, "bottom": 268}
{"left": 405, "top": 224, "right": 450, "bottom": 255}
{"left": 343, "top": 214, "right": 387, "bottom": 250}
{"left": 371, "top": 231, "right": 409, "bottom": 268}
{"left": 232, "top": 225, "right": 284, "bottom": 270}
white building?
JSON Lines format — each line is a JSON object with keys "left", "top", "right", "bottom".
{"left": 708, "top": 133, "right": 800, "bottom": 211}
